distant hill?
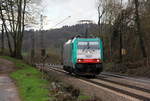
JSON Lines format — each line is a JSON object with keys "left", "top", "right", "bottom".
{"left": 23, "top": 23, "right": 101, "bottom": 52}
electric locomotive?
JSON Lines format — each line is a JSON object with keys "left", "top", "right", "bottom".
{"left": 63, "top": 36, "right": 103, "bottom": 76}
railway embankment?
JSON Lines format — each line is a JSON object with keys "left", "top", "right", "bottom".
{"left": 2, "top": 56, "right": 149, "bottom": 101}
{"left": 104, "top": 61, "right": 150, "bottom": 78}
{"left": 40, "top": 65, "right": 146, "bottom": 101}
{"left": 1, "top": 56, "right": 96, "bottom": 101}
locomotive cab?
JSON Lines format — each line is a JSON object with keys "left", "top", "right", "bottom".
{"left": 63, "top": 37, "right": 103, "bottom": 76}
{"left": 74, "top": 40, "right": 103, "bottom": 75}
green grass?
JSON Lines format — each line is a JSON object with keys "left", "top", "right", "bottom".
{"left": 1, "top": 56, "right": 50, "bottom": 101}
{"left": 0, "top": 56, "right": 93, "bottom": 101}
{"left": 78, "top": 95, "right": 91, "bottom": 101}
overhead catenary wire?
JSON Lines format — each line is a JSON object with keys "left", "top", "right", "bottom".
{"left": 53, "top": 16, "right": 71, "bottom": 28}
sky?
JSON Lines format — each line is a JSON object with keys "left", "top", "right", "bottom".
{"left": 40, "top": 0, "right": 98, "bottom": 29}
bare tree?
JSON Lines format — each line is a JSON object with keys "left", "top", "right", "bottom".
{"left": 0, "top": 23, "right": 5, "bottom": 54}
{"left": 134, "top": 0, "right": 147, "bottom": 58}
{"left": 97, "top": 0, "right": 105, "bottom": 36}
{"left": 0, "top": 0, "right": 28, "bottom": 58}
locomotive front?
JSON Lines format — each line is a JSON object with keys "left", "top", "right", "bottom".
{"left": 73, "top": 38, "right": 103, "bottom": 76}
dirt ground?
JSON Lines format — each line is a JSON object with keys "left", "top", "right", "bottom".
{"left": 0, "top": 58, "right": 21, "bottom": 101}
{"left": 0, "top": 58, "right": 16, "bottom": 74}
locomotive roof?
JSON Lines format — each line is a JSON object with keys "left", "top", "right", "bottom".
{"left": 64, "top": 37, "right": 102, "bottom": 45}
{"left": 72, "top": 37, "right": 101, "bottom": 42}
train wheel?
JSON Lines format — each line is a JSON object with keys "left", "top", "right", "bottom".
{"left": 88, "top": 75, "right": 96, "bottom": 78}
{"left": 68, "top": 72, "right": 72, "bottom": 75}
{"left": 92, "top": 75, "right": 96, "bottom": 78}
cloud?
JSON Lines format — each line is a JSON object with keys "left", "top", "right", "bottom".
{"left": 30, "top": 0, "right": 42, "bottom": 5}
{"left": 48, "top": 0, "right": 71, "bottom": 4}
{"left": 41, "top": 0, "right": 98, "bottom": 29}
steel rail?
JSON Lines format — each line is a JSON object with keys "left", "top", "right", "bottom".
{"left": 97, "top": 75, "right": 150, "bottom": 94}
{"left": 36, "top": 65, "right": 150, "bottom": 101}
{"left": 101, "top": 72, "right": 150, "bottom": 84}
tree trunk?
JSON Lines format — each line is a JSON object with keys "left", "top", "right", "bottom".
{"left": 119, "top": 29, "right": 123, "bottom": 63}
{"left": 1, "top": 24, "right": 4, "bottom": 54}
{"left": 134, "top": 0, "right": 147, "bottom": 58}
{"left": 5, "top": 31, "right": 13, "bottom": 56}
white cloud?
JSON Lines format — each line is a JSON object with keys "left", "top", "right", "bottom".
{"left": 40, "top": 0, "right": 98, "bottom": 29}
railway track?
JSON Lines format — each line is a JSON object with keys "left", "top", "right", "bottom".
{"left": 97, "top": 76, "right": 150, "bottom": 93}
{"left": 101, "top": 72, "right": 150, "bottom": 84}
{"left": 36, "top": 64, "right": 150, "bottom": 101}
